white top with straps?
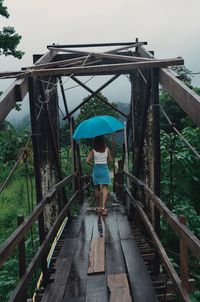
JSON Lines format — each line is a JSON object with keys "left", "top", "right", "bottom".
{"left": 93, "top": 148, "right": 108, "bottom": 164}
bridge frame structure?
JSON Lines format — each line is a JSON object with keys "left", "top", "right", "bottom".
{"left": 0, "top": 39, "right": 200, "bottom": 302}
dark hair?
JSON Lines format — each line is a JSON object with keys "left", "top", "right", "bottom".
{"left": 93, "top": 135, "right": 106, "bottom": 152}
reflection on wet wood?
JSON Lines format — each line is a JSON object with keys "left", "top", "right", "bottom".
{"left": 107, "top": 273, "right": 132, "bottom": 302}
{"left": 86, "top": 274, "right": 107, "bottom": 302}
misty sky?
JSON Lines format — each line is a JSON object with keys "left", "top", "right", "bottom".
{"left": 0, "top": 0, "right": 200, "bottom": 121}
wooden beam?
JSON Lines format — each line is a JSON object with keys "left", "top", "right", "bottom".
{"left": 129, "top": 193, "right": 191, "bottom": 302}
{"left": 17, "top": 58, "right": 184, "bottom": 78}
{"left": 23, "top": 55, "right": 88, "bottom": 70}
{"left": 70, "top": 75, "right": 128, "bottom": 118}
{"left": 138, "top": 45, "right": 200, "bottom": 127}
{"left": 0, "top": 174, "right": 74, "bottom": 268}
{"left": 0, "top": 50, "right": 57, "bottom": 123}
{"left": 125, "top": 171, "right": 200, "bottom": 261}
{"left": 47, "top": 41, "right": 148, "bottom": 48}
{"left": 93, "top": 52, "right": 154, "bottom": 62}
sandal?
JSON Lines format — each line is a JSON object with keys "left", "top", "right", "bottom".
{"left": 96, "top": 207, "right": 102, "bottom": 213}
{"left": 101, "top": 208, "right": 108, "bottom": 216}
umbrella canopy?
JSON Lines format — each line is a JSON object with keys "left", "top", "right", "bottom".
{"left": 73, "top": 115, "right": 124, "bottom": 140}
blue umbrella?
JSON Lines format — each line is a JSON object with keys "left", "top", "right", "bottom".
{"left": 73, "top": 115, "right": 124, "bottom": 140}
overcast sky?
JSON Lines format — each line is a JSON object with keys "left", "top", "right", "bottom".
{"left": 1, "top": 0, "right": 200, "bottom": 121}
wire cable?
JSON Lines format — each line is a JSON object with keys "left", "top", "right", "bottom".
{"left": 0, "top": 136, "right": 32, "bottom": 194}
{"left": 154, "top": 104, "right": 200, "bottom": 161}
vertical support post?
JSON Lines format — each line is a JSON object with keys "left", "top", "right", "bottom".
{"left": 59, "top": 76, "right": 70, "bottom": 124}
{"left": 76, "top": 142, "right": 84, "bottom": 202}
{"left": 28, "top": 76, "right": 48, "bottom": 284}
{"left": 18, "top": 215, "right": 27, "bottom": 302}
{"left": 70, "top": 117, "right": 77, "bottom": 191}
{"left": 179, "top": 215, "right": 189, "bottom": 293}
{"left": 152, "top": 68, "right": 161, "bottom": 274}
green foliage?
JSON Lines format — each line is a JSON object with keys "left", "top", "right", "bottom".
{"left": 76, "top": 92, "right": 119, "bottom": 125}
{"left": 0, "top": 0, "right": 24, "bottom": 58}
{"left": 160, "top": 127, "right": 200, "bottom": 213}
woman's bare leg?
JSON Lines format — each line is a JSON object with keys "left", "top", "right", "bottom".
{"left": 95, "top": 185, "right": 101, "bottom": 210}
{"left": 102, "top": 185, "right": 109, "bottom": 210}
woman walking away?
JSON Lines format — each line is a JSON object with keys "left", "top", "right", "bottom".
{"left": 86, "top": 135, "right": 112, "bottom": 216}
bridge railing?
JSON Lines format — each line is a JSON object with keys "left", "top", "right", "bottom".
{"left": 0, "top": 173, "right": 90, "bottom": 302}
{"left": 122, "top": 171, "right": 200, "bottom": 302}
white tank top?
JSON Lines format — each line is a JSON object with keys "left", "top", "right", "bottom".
{"left": 93, "top": 148, "right": 108, "bottom": 164}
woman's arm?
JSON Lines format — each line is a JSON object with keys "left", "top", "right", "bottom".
{"left": 86, "top": 150, "right": 94, "bottom": 166}
{"left": 107, "top": 148, "right": 113, "bottom": 163}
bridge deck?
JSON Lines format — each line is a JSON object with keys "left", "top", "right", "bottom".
{"left": 40, "top": 200, "right": 158, "bottom": 302}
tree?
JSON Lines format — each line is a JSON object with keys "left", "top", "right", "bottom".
{"left": 0, "top": 0, "right": 24, "bottom": 58}
{"left": 76, "top": 92, "right": 119, "bottom": 125}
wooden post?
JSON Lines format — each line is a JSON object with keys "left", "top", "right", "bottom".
{"left": 152, "top": 68, "right": 161, "bottom": 274}
{"left": 28, "top": 76, "right": 48, "bottom": 284}
{"left": 179, "top": 215, "right": 189, "bottom": 293}
{"left": 17, "top": 215, "right": 27, "bottom": 302}
{"left": 70, "top": 117, "right": 77, "bottom": 191}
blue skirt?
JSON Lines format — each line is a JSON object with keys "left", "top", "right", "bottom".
{"left": 92, "top": 164, "right": 111, "bottom": 185}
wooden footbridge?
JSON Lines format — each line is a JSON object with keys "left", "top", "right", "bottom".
{"left": 0, "top": 40, "right": 200, "bottom": 302}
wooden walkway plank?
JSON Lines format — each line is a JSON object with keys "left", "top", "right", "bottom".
{"left": 121, "top": 238, "right": 158, "bottom": 302}
{"left": 88, "top": 237, "right": 105, "bottom": 274}
{"left": 63, "top": 213, "right": 95, "bottom": 300}
{"left": 116, "top": 211, "right": 134, "bottom": 240}
{"left": 116, "top": 210, "right": 158, "bottom": 302}
{"left": 105, "top": 211, "right": 126, "bottom": 274}
{"left": 107, "top": 273, "right": 132, "bottom": 302}
{"left": 85, "top": 274, "right": 107, "bottom": 302}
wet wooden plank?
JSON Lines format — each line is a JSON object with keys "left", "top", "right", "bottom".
{"left": 57, "top": 238, "right": 77, "bottom": 260}
{"left": 88, "top": 237, "right": 105, "bottom": 274}
{"left": 116, "top": 211, "right": 134, "bottom": 240}
{"left": 86, "top": 274, "right": 107, "bottom": 302}
{"left": 104, "top": 210, "right": 120, "bottom": 242}
{"left": 63, "top": 214, "right": 95, "bottom": 300}
{"left": 41, "top": 284, "right": 66, "bottom": 302}
{"left": 105, "top": 211, "right": 126, "bottom": 274}
{"left": 121, "top": 238, "right": 158, "bottom": 302}
{"left": 107, "top": 273, "right": 132, "bottom": 302}
{"left": 106, "top": 241, "right": 126, "bottom": 274}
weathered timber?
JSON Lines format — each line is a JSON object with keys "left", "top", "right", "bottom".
{"left": 63, "top": 214, "right": 95, "bottom": 300}
{"left": 152, "top": 68, "right": 161, "bottom": 274}
{"left": 17, "top": 58, "right": 184, "bottom": 78}
{"left": 125, "top": 171, "right": 200, "bottom": 261}
{"left": 0, "top": 79, "right": 27, "bottom": 122}
{"left": 85, "top": 274, "right": 107, "bottom": 302}
{"left": 117, "top": 211, "right": 158, "bottom": 302}
{"left": 0, "top": 50, "right": 57, "bottom": 123}
{"left": 107, "top": 274, "right": 132, "bottom": 302}
{"left": 67, "top": 74, "right": 121, "bottom": 117}
{"left": 104, "top": 211, "right": 126, "bottom": 275}
{"left": 0, "top": 174, "right": 74, "bottom": 268}
{"left": 41, "top": 211, "right": 90, "bottom": 302}
{"left": 138, "top": 45, "right": 200, "bottom": 127}
{"left": 70, "top": 76, "right": 127, "bottom": 118}
{"left": 23, "top": 55, "right": 88, "bottom": 70}
{"left": 179, "top": 216, "right": 189, "bottom": 293}
{"left": 88, "top": 238, "right": 105, "bottom": 274}
{"left": 17, "top": 216, "right": 27, "bottom": 302}
{"left": 130, "top": 196, "right": 190, "bottom": 302}
{"left": 8, "top": 190, "right": 79, "bottom": 302}
{"left": 47, "top": 41, "right": 147, "bottom": 48}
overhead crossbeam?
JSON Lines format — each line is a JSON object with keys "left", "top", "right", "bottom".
{"left": 68, "top": 75, "right": 127, "bottom": 118}
{"left": 47, "top": 41, "right": 147, "bottom": 48}
{"left": 12, "top": 58, "right": 183, "bottom": 79}
{"left": 138, "top": 45, "right": 200, "bottom": 127}
{"left": 0, "top": 50, "right": 58, "bottom": 123}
